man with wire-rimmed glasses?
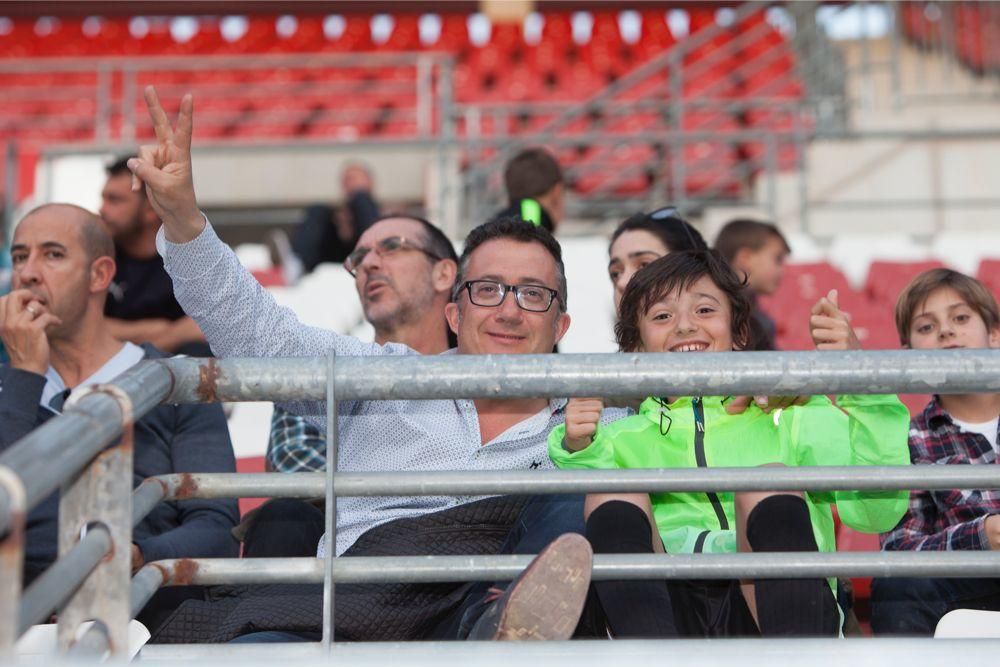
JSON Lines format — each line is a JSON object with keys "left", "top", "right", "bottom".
{"left": 248, "top": 214, "right": 460, "bottom": 562}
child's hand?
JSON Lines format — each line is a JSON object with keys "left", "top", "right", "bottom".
{"left": 810, "top": 289, "right": 862, "bottom": 351}
{"left": 726, "top": 395, "right": 809, "bottom": 415}
{"left": 564, "top": 397, "right": 604, "bottom": 452}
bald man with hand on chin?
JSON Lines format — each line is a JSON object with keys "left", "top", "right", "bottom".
{"left": 0, "top": 204, "right": 239, "bottom": 635}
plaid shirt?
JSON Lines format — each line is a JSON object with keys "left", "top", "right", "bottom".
{"left": 880, "top": 396, "right": 1000, "bottom": 551}
{"left": 267, "top": 406, "right": 327, "bottom": 473}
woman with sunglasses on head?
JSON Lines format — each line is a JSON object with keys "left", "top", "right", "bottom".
{"left": 608, "top": 207, "right": 708, "bottom": 311}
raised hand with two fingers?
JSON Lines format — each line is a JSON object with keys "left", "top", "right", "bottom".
{"left": 127, "top": 86, "right": 204, "bottom": 243}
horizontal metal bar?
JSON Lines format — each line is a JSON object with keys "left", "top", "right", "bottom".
{"left": 0, "top": 51, "right": 449, "bottom": 72}
{"left": 131, "top": 639, "right": 1000, "bottom": 666}
{"left": 150, "top": 551, "right": 1000, "bottom": 587}
{"left": 152, "top": 465, "right": 1000, "bottom": 501}
{"left": 158, "top": 350, "right": 1000, "bottom": 404}
{"left": 0, "top": 362, "right": 173, "bottom": 535}
{"left": 18, "top": 526, "right": 111, "bottom": 636}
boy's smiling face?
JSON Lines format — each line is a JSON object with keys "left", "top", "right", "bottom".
{"left": 907, "top": 287, "right": 1000, "bottom": 350}
{"left": 637, "top": 275, "right": 735, "bottom": 353}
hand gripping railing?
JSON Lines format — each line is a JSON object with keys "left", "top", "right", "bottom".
{"left": 2, "top": 349, "right": 1000, "bottom": 658}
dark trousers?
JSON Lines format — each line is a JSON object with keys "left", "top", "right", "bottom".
{"left": 232, "top": 494, "right": 585, "bottom": 642}
{"left": 871, "top": 576, "right": 1000, "bottom": 635}
{"left": 430, "top": 494, "right": 586, "bottom": 639}
{"left": 578, "top": 499, "right": 839, "bottom": 638}
{"left": 243, "top": 498, "right": 326, "bottom": 559}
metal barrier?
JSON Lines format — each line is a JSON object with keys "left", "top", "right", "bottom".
{"left": 2, "top": 350, "right": 1000, "bottom": 659}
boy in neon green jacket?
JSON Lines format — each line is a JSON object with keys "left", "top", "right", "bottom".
{"left": 549, "top": 250, "right": 909, "bottom": 638}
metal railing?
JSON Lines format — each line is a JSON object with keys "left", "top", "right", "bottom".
{"left": 2, "top": 350, "right": 1000, "bottom": 658}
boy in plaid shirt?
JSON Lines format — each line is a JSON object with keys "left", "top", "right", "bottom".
{"left": 872, "top": 268, "right": 1000, "bottom": 634}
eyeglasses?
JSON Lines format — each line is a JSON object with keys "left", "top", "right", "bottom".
{"left": 648, "top": 205, "right": 680, "bottom": 221}
{"left": 344, "top": 236, "right": 442, "bottom": 277}
{"left": 456, "top": 280, "right": 560, "bottom": 313}
{"left": 646, "top": 205, "right": 703, "bottom": 250}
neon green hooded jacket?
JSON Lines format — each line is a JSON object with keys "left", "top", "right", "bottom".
{"left": 549, "top": 394, "right": 910, "bottom": 557}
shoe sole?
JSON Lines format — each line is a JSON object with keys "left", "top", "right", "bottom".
{"left": 494, "top": 533, "right": 593, "bottom": 641}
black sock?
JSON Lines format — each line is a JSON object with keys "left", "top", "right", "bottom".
{"left": 584, "top": 501, "right": 679, "bottom": 638}
{"left": 745, "top": 495, "right": 839, "bottom": 636}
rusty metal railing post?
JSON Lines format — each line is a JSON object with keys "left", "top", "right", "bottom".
{"left": 56, "top": 386, "right": 135, "bottom": 656}
{"left": 0, "top": 466, "right": 27, "bottom": 656}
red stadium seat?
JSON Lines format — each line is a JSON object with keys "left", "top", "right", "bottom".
{"left": 572, "top": 143, "right": 655, "bottom": 196}
{"left": 336, "top": 15, "right": 374, "bottom": 52}
{"left": 380, "top": 14, "right": 422, "bottom": 51}
{"left": 491, "top": 22, "right": 523, "bottom": 53}
{"left": 759, "top": 262, "right": 858, "bottom": 349}
{"left": 281, "top": 16, "right": 328, "bottom": 52}
{"left": 743, "top": 107, "right": 804, "bottom": 170}
{"left": 977, "top": 259, "right": 1000, "bottom": 300}
{"left": 435, "top": 14, "right": 470, "bottom": 54}
{"left": 630, "top": 10, "right": 676, "bottom": 62}
{"left": 864, "top": 260, "right": 946, "bottom": 307}
{"left": 541, "top": 12, "right": 573, "bottom": 45}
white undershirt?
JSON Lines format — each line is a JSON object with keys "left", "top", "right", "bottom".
{"left": 951, "top": 415, "right": 1000, "bottom": 453}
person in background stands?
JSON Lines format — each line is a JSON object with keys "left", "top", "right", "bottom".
{"left": 285, "top": 162, "right": 382, "bottom": 281}
{"left": 714, "top": 219, "right": 790, "bottom": 351}
{"left": 0, "top": 204, "right": 238, "bottom": 635}
{"left": 492, "top": 147, "right": 565, "bottom": 232}
{"left": 100, "top": 157, "right": 209, "bottom": 356}
{"left": 872, "top": 268, "right": 1000, "bottom": 635}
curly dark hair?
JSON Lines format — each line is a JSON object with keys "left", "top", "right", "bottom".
{"left": 615, "top": 250, "right": 752, "bottom": 352}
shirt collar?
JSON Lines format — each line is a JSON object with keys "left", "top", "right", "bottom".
{"left": 40, "top": 342, "right": 146, "bottom": 411}
{"left": 924, "top": 395, "right": 955, "bottom": 430}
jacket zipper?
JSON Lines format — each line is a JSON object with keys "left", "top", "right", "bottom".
{"left": 692, "top": 398, "right": 730, "bottom": 534}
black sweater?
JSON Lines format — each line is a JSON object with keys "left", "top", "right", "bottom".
{"left": 0, "top": 344, "right": 240, "bottom": 585}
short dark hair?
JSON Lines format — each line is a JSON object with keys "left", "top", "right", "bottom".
{"left": 504, "top": 147, "right": 564, "bottom": 202}
{"left": 106, "top": 155, "right": 146, "bottom": 201}
{"left": 455, "top": 216, "right": 568, "bottom": 312}
{"left": 714, "top": 219, "right": 790, "bottom": 263}
{"left": 895, "top": 268, "right": 1000, "bottom": 347}
{"left": 372, "top": 213, "right": 457, "bottom": 264}
{"left": 610, "top": 209, "right": 708, "bottom": 255}
{"left": 615, "top": 250, "right": 752, "bottom": 352}
{"left": 106, "top": 155, "right": 134, "bottom": 178}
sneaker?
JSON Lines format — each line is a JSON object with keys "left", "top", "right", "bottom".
{"left": 469, "top": 533, "right": 593, "bottom": 641}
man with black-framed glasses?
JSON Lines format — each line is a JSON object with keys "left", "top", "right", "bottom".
{"left": 128, "top": 88, "right": 627, "bottom": 644}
